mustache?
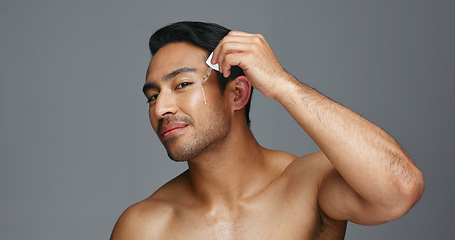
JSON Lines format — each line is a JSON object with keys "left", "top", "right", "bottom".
{"left": 157, "top": 115, "right": 194, "bottom": 133}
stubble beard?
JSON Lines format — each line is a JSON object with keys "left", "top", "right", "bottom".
{"left": 163, "top": 106, "right": 230, "bottom": 162}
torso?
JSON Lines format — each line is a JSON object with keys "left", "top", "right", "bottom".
{"left": 112, "top": 151, "right": 347, "bottom": 239}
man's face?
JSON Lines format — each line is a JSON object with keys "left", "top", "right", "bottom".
{"left": 143, "top": 42, "right": 231, "bottom": 162}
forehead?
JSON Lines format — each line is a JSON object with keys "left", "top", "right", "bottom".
{"left": 146, "top": 42, "right": 209, "bottom": 82}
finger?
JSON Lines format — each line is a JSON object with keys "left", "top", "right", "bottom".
{"left": 213, "top": 36, "right": 259, "bottom": 67}
{"left": 220, "top": 52, "right": 251, "bottom": 78}
{"left": 228, "top": 30, "right": 256, "bottom": 37}
{"left": 211, "top": 37, "right": 245, "bottom": 65}
{"left": 217, "top": 42, "right": 254, "bottom": 74}
{"left": 212, "top": 34, "right": 261, "bottom": 64}
{"left": 229, "top": 32, "right": 266, "bottom": 45}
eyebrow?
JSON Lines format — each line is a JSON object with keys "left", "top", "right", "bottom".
{"left": 142, "top": 66, "right": 198, "bottom": 94}
{"left": 142, "top": 82, "right": 157, "bottom": 95}
{"left": 164, "top": 67, "right": 197, "bottom": 81}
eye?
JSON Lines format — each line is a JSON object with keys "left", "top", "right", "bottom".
{"left": 146, "top": 94, "right": 158, "bottom": 103}
{"left": 176, "top": 82, "right": 192, "bottom": 89}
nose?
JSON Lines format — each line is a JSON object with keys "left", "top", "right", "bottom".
{"left": 153, "top": 90, "right": 178, "bottom": 119}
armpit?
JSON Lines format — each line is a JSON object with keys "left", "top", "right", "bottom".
{"left": 314, "top": 208, "right": 347, "bottom": 240}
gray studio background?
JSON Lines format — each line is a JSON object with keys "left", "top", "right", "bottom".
{"left": 1, "top": 0, "right": 454, "bottom": 239}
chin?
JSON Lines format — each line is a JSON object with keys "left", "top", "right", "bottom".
{"left": 162, "top": 139, "right": 197, "bottom": 162}
{"left": 163, "top": 135, "right": 211, "bottom": 162}
{"left": 166, "top": 149, "right": 197, "bottom": 162}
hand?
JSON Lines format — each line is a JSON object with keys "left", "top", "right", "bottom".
{"left": 211, "top": 31, "right": 291, "bottom": 99}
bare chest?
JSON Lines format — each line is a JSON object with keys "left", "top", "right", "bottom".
{"left": 161, "top": 198, "right": 322, "bottom": 240}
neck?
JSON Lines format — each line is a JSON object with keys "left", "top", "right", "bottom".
{"left": 186, "top": 123, "right": 270, "bottom": 209}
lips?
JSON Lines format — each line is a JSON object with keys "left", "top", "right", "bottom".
{"left": 159, "top": 122, "right": 189, "bottom": 138}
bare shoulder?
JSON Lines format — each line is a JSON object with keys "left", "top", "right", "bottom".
{"left": 283, "top": 151, "right": 334, "bottom": 182}
{"left": 262, "top": 149, "right": 333, "bottom": 186}
{"left": 110, "top": 171, "right": 190, "bottom": 240}
{"left": 110, "top": 198, "right": 171, "bottom": 239}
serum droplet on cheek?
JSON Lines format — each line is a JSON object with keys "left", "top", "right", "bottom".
{"left": 201, "top": 85, "right": 207, "bottom": 104}
{"left": 200, "top": 67, "right": 213, "bottom": 105}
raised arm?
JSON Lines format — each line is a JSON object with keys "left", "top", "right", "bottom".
{"left": 212, "top": 31, "right": 424, "bottom": 224}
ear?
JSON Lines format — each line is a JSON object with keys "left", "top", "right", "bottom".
{"left": 229, "top": 76, "right": 251, "bottom": 111}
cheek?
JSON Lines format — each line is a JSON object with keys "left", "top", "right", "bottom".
{"left": 148, "top": 108, "right": 159, "bottom": 130}
{"left": 187, "top": 92, "right": 202, "bottom": 107}
{"left": 179, "top": 87, "right": 205, "bottom": 108}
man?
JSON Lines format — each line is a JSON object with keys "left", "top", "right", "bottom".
{"left": 111, "top": 21, "right": 424, "bottom": 239}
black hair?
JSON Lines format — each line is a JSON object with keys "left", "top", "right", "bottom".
{"left": 149, "top": 21, "right": 252, "bottom": 127}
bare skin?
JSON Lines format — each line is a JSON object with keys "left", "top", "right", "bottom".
{"left": 111, "top": 32, "right": 424, "bottom": 239}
